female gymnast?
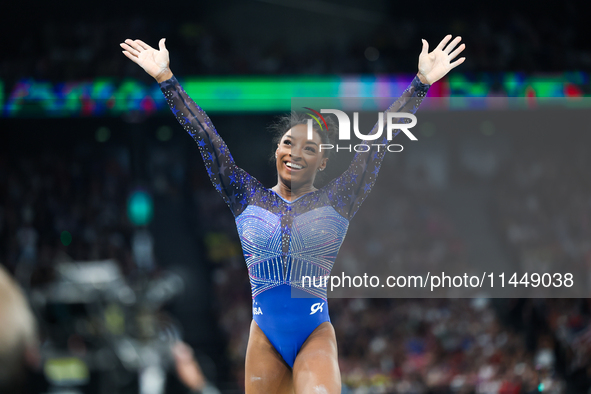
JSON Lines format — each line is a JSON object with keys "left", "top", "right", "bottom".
{"left": 121, "top": 35, "right": 465, "bottom": 393}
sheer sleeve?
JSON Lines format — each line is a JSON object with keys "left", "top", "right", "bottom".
{"left": 159, "top": 76, "right": 259, "bottom": 217}
{"left": 325, "top": 75, "right": 429, "bottom": 220}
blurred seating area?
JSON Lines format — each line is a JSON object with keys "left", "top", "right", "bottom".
{"left": 2, "top": 113, "right": 591, "bottom": 392}
{"left": 1, "top": 0, "right": 590, "bottom": 389}
{"left": 1, "top": 0, "right": 589, "bottom": 86}
{"left": 0, "top": 140, "right": 134, "bottom": 278}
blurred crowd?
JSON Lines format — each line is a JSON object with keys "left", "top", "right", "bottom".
{"left": 493, "top": 141, "right": 591, "bottom": 288}
{"left": 491, "top": 137, "right": 591, "bottom": 392}
{"left": 2, "top": 109, "right": 591, "bottom": 394}
{"left": 0, "top": 141, "right": 135, "bottom": 281}
{"left": 0, "top": 133, "right": 214, "bottom": 393}
{"left": 2, "top": 1, "right": 591, "bottom": 392}
{"left": 1, "top": 0, "right": 589, "bottom": 85}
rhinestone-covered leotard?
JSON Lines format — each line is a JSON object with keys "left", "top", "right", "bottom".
{"left": 159, "top": 76, "right": 429, "bottom": 366}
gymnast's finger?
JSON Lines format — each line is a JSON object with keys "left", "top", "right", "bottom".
{"left": 435, "top": 34, "right": 453, "bottom": 51}
{"left": 450, "top": 57, "right": 466, "bottom": 69}
{"left": 135, "top": 39, "right": 152, "bottom": 51}
{"left": 124, "top": 38, "right": 144, "bottom": 53}
{"left": 444, "top": 36, "right": 462, "bottom": 54}
{"left": 122, "top": 50, "right": 140, "bottom": 64}
{"left": 158, "top": 38, "right": 168, "bottom": 52}
{"left": 120, "top": 43, "right": 138, "bottom": 56}
{"left": 449, "top": 43, "right": 466, "bottom": 60}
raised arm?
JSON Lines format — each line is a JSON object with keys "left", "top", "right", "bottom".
{"left": 328, "top": 35, "right": 466, "bottom": 220}
{"left": 120, "top": 38, "right": 258, "bottom": 217}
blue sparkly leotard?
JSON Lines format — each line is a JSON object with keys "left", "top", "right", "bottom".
{"left": 159, "top": 76, "right": 429, "bottom": 367}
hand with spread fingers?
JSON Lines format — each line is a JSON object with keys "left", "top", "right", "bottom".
{"left": 417, "top": 35, "right": 466, "bottom": 85}
{"left": 120, "top": 38, "right": 173, "bottom": 83}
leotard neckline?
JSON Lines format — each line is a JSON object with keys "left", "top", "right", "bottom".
{"left": 267, "top": 188, "right": 320, "bottom": 204}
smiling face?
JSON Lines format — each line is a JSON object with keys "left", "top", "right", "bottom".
{"left": 275, "top": 123, "right": 328, "bottom": 191}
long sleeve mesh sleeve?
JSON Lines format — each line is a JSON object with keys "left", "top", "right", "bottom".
{"left": 326, "top": 75, "right": 429, "bottom": 220}
{"left": 159, "top": 76, "right": 259, "bottom": 217}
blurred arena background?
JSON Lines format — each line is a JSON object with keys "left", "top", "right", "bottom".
{"left": 1, "top": 0, "right": 590, "bottom": 393}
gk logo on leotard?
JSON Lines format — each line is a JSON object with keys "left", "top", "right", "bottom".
{"left": 253, "top": 307, "right": 263, "bottom": 315}
{"left": 310, "top": 302, "right": 324, "bottom": 315}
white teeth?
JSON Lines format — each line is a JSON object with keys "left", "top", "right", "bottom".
{"left": 286, "top": 162, "right": 303, "bottom": 169}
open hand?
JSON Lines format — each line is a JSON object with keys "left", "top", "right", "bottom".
{"left": 417, "top": 35, "right": 466, "bottom": 85}
{"left": 120, "top": 38, "right": 173, "bottom": 83}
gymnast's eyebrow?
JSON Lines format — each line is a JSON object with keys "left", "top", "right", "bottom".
{"left": 284, "top": 135, "right": 319, "bottom": 146}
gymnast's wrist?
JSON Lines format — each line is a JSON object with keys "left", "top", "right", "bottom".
{"left": 416, "top": 72, "right": 430, "bottom": 85}
{"left": 156, "top": 69, "right": 174, "bottom": 83}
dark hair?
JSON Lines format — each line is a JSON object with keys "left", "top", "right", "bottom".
{"left": 268, "top": 111, "right": 338, "bottom": 165}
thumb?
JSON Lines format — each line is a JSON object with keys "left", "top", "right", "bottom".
{"left": 159, "top": 38, "right": 167, "bottom": 51}
{"left": 421, "top": 39, "right": 429, "bottom": 55}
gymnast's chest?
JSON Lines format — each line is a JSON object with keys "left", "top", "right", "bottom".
{"left": 235, "top": 204, "right": 350, "bottom": 250}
